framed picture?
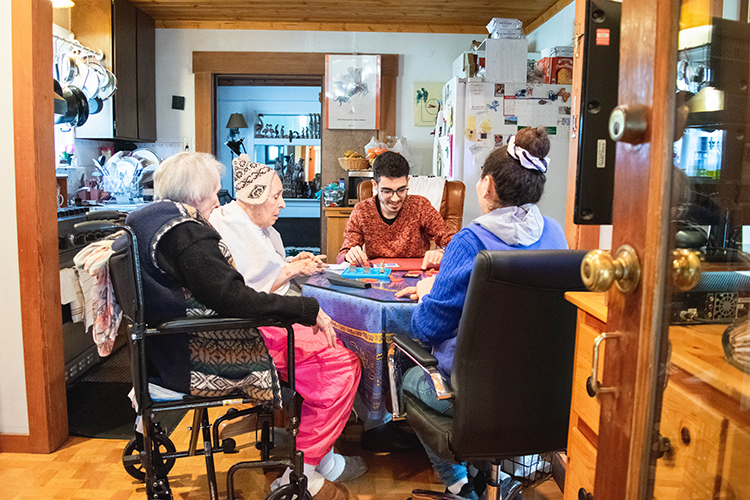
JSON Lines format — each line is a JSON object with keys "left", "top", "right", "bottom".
{"left": 413, "top": 82, "right": 443, "bottom": 127}
{"left": 325, "top": 54, "right": 380, "bottom": 130}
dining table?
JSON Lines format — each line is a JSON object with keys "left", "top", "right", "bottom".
{"left": 301, "top": 258, "right": 437, "bottom": 428}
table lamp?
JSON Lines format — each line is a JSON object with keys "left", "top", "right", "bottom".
{"left": 225, "top": 113, "right": 248, "bottom": 156}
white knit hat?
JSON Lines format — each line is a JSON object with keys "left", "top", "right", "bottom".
{"left": 233, "top": 154, "right": 277, "bottom": 204}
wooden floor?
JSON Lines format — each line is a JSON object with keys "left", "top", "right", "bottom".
{"left": 0, "top": 409, "right": 564, "bottom": 500}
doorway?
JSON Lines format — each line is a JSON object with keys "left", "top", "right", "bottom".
{"left": 216, "top": 75, "right": 323, "bottom": 251}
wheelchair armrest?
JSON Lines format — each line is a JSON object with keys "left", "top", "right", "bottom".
{"left": 156, "top": 316, "right": 294, "bottom": 334}
{"left": 393, "top": 334, "right": 438, "bottom": 367}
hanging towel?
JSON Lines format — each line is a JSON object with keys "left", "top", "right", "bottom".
{"left": 73, "top": 237, "right": 123, "bottom": 357}
{"left": 60, "top": 267, "right": 78, "bottom": 305}
{"left": 409, "top": 176, "right": 446, "bottom": 212}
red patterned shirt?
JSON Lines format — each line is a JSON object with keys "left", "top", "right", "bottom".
{"left": 336, "top": 195, "right": 455, "bottom": 263}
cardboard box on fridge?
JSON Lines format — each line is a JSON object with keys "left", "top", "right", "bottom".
{"left": 536, "top": 56, "right": 573, "bottom": 84}
{"left": 484, "top": 38, "right": 527, "bottom": 83}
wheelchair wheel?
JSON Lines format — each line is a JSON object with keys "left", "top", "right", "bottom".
{"left": 122, "top": 433, "right": 177, "bottom": 482}
{"left": 265, "top": 483, "right": 313, "bottom": 500}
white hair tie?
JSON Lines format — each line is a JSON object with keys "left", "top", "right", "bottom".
{"left": 507, "top": 135, "right": 549, "bottom": 174}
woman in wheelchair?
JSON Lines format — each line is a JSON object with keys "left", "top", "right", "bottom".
{"left": 127, "top": 151, "right": 363, "bottom": 500}
{"left": 395, "top": 127, "right": 568, "bottom": 500}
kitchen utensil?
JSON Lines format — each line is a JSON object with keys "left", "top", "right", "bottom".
{"left": 89, "top": 63, "right": 117, "bottom": 100}
{"left": 55, "top": 85, "right": 89, "bottom": 128}
{"left": 88, "top": 96, "right": 104, "bottom": 115}
{"left": 70, "top": 56, "right": 90, "bottom": 92}
{"left": 81, "top": 61, "right": 100, "bottom": 100}
{"left": 68, "top": 86, "right": 89, "bottom": 127}
{"left": 59, "top": 53, "right": 78, "bottom": 86}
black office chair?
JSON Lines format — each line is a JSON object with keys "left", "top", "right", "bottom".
{"left": 74, "top": 221, "right": 308, "bottom": 500}
{"left": 388, "top": 249, "right": 587, "bottom": 500}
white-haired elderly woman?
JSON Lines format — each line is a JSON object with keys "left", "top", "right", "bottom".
{"left": 127, "top": 152, "right": 362, "bottom": 500}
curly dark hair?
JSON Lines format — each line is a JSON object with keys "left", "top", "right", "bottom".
{"left": 372, "top": 151, "right": 409, "bottom": 182}
{"left": 481, "top": 127, "right": 550, "bottom": 207}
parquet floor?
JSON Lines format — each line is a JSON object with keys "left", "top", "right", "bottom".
{"left": 0, "top": 409, "right": 563, "bottom": 500}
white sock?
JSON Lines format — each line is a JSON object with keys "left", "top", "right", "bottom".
{"left": 271, "top": 465, "right": 326, "bottom": 496}
{"left": 316, "top": 448, "right": 336, "bottom": 476}
{"left": 319, "top": 453, "right": 346, "bottom": 481}
{"left": 447, "top": 477, "right": 468, "bottom": 495}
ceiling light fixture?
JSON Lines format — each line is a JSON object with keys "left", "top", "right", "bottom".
{"left": 52, "top": 0, "right": 75, "bottom": 8}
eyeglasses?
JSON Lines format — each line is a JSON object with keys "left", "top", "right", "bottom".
{"left": 379, "top": 186, "right": 409, "bottom": 197}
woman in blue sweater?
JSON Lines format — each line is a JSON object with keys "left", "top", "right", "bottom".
{"left": 395, "top": 127, "right": 568, "bottom": 500}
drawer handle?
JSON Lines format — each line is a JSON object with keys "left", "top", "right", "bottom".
{"left": 578, "top": 487, "right": 594, "bottom": 500}
{"left": 591, "top": 332, "right": 621, "bottom": 398}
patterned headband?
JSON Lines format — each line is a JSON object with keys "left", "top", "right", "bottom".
{"left": 507, "top": 135, "right": 549, "bottom": 174}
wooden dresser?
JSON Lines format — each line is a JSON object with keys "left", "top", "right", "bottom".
{"left": 563, "top": 292, "right": 750, "bottom": 500}
{"left": 323, "top": 207, "right": 352, "bottom": 263}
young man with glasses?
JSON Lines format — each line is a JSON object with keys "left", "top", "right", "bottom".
{"left": 337, "top": 151, "right": 454, "bottom": 269}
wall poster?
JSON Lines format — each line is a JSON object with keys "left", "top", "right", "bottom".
{"left": 325, "top": 54, "right": 381, "bottom": 130}
{"left": 413, "top": 82, "right": 443, "bottom": 127}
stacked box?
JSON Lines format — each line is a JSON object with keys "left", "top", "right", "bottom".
{"left": 536, "top": 46, "right": 574, "bottom": 84}
{"left": 484, "top": 38, "right": 528, "bottom": 84}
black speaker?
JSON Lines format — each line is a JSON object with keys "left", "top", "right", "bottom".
{"left": 573, "top": 0, "right": 622, "bottom": 225}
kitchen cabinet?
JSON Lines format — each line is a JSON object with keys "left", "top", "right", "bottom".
{"left": 71, "top": 0, "right": 156, "bottom": 142}
{"left": 563, "top": 292, "right": 750, "bottom": 500}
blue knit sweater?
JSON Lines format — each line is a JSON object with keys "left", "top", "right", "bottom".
{"left": 410, "top": 205, "right": 568, "bottom": 378}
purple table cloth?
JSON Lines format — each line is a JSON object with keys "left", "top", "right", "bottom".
{"left": 302, "top": 271, "right": 421, "bottom": 425}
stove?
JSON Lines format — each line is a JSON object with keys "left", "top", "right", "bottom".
{"left": 58, "top": 207, "right": 91, "bottom": 266}
{"left": 58, "top": 206, "right": 100, "bottom": 384}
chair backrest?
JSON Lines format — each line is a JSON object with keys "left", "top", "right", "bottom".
{"left": 357, "top": 179, "right": 466, "bottom": 233}
{"left": 450, "top": 249, "right": 587, "bottom": 461}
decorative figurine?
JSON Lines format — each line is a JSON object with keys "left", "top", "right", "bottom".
{"left": 280, "top": 125, "right": 285, "bottom": 139}
{"left": 255, "top": 114, "right": 264, "bottom": 138}
{"left": 274, "top": 124, "right": 280, "bottom": 138}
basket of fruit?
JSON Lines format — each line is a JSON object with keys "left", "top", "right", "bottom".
{"left": 338, "top": 151, "right": 370, "bottom": 171}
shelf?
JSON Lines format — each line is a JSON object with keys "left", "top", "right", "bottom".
{"left": 254, "top": 138, "right": 321, "bottom": 146}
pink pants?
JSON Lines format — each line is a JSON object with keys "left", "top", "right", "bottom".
{"left": 259, "top": 324, "right": 361, "bottom": 465}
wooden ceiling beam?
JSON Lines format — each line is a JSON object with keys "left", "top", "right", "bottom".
{"left": 158, "top": 19, "right": 489, "bottom": 33}
{"left": 524, "top": 0, "right": 574, "bottom": 35}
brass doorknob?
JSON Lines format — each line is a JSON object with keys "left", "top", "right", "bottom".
{"left": 581, "top": 244, "right": 641, "bottom": 293}
{"left": 672, "top": 249, "right": 702, "bottom": 291}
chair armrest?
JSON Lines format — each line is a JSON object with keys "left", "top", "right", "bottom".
{"left": 388, "top": 334, "right": 453, "bottom": 421}
{"left": 393, "top": 334, "right": 438, "bottom": 367}
{"left": 156, "top": 316, "right": 294, "bottom": 334}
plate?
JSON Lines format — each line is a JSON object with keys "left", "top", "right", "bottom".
{"left": 133, "top": 148, "right": 161, "bottom": 166}
{"left": 111, "top": 157, "right": 140, "bottom": 193}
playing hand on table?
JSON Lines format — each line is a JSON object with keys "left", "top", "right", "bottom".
{"left": 345, "top": 245, "right": 369, "bottom": 267}
{"left": 292, "top": 252, "right": 326, "bottom": 265}
{"left": 395, "top": 276, "right": 436, "bottom": 302}
{"left": 287, "top": 253, "right": 327, "bottom": 278}
{"left": 421, "top": 249, "right": 444, "bottom": 269}
{"left": 312, "top": 308, "right": 337, "bottom": 348}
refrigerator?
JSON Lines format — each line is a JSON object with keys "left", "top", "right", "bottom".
{"left": 433, "top": 77, "right": 572, "bottom": 228}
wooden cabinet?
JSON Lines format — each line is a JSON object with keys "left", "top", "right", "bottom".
{"left": 323, "top": 207, "right": 352, "bottom": 263}
{"left": 564, "top": 293, "right": 606, "bottom": 500}
{"left": 564, "top": 292, "right": 750, "bottom": 500}
{"left": 71, "top": 0, "right": 156, "bottom": 142}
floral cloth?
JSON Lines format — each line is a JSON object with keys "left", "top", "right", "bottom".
{"left": 73, "top": 234, "right": 123, "bottom": 357}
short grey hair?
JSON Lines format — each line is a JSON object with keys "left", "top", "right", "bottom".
{"left": 154, "top": 152, "right": 225, "bottom": 204}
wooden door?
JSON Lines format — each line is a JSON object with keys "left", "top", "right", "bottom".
{"left": 593, "top": 0, "right": 750, "bottom": 499}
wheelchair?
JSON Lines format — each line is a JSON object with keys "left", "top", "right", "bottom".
{"left": 74, "top": 220, "right": 310, "bottom": 500}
